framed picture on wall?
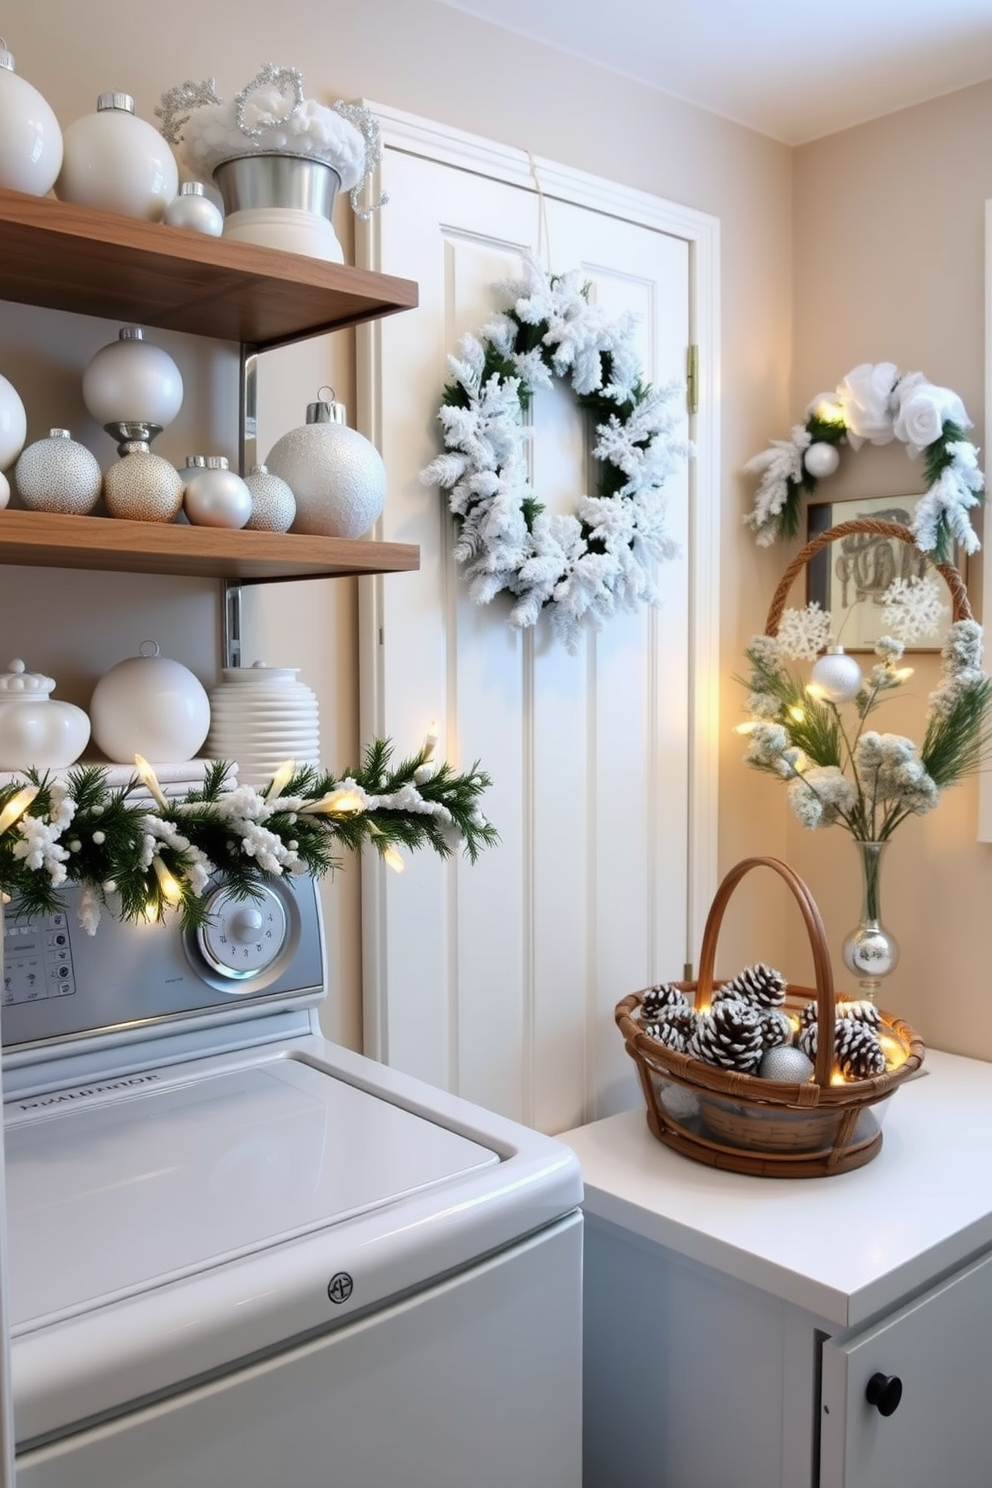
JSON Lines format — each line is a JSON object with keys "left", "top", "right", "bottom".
{"left": 806, "top": 493, "right": 959, "bottom": 653}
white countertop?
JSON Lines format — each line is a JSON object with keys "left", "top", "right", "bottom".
{"left": 560, "top": 1048, "right": 992, "bottom": 1328}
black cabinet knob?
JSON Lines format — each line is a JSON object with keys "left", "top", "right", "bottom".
{"left": 866, "top": 1372, "right": 903, "bottom": 1416}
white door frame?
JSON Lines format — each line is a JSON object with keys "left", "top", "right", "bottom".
{"left": 356, "top": 102, "right": 721, "bottom": 1040}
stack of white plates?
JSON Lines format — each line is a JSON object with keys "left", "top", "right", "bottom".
{"left": 204, "top": 664, "right": 321, "bottom": 789}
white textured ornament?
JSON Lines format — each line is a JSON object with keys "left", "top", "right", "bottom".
{"left": 0, "top": 658, "right": 90, "bottom": 770}
{"left": 803, "top": 441, "right": 841, "bottom": 479}
{"left": 0, "top": 45, "right": 63, "bottom": 196}
{"left": 103, "top": 443, "right": 184, "bottom": 523}
{"left": 811, "top": 646, "right": 863, "bottom": 704}
{"left": 0, "top": 371, "right": 27, "bottom": 470}
{"left": 56, "top": 92, "right": 178, "bottom": 220}
{"left": 244, "top": 464, "right": 296, "bottom": 532}
{"left": 266, "top": 397, "right": 386, "bottom": 539}
{"left": 164, "top": 180, "right": 223, "bottom": 236}
{"left": 15, "top": 429, "right": 102, "bottom": 515}
{"left": 757, "top": 1045, "right": 815, "bottom": 1082}
{"left": 89, "top": 641, "right": 210, "bottom": 764}
{"left": 183, "top": 457, "right": 251, "bottom": 529}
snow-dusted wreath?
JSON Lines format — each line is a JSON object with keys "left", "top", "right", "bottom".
{"left": 744, "top": 362, "right": 984, "bottom": 562}
{"left": 421, "top": 255, "right": 693, "bottom": 652}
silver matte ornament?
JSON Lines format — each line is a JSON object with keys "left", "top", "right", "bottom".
{"left": 164, "top": 180, "right": 223, "bottom": 236}
{"left": 15, "top": 428, "right": 102, "bottom": 514}
{"left": 757, "top": 1045, "right": 814, "bottom": 1082}
{"left": 265, "top": 391, "right": 386, "bottom": 539}
{"left": 183, "top": 456, "right": 252, "bottom": 529}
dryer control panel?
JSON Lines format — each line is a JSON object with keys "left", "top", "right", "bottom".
{"left": 1, "top": 876, "right": 324, "bottom": 1049}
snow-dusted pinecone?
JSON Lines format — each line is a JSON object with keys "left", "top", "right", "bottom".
{"left": 644, "top": 1004, "right": 698, "bottom": 1054}
{"left": 640, "top": 983, "right": 689, "bottom": 1021}
{"left": 799, "top": 1000, "right": 819, "bottom": 1031}
{"left": 835, "top": 1019, "right": 886, "bottom": 1079}
{"left": 836, "top": 998, "right": 882, "bottom": 1030}
{"left": 756, "top": 1007, "right": 793, "bottom": 1051}
{"left": 799, "top": 1016, "right": 887, "bottom": 1079}
{"left": 719, "top": 962, "right": 787, "bottom": 1009}
{"left": 688, "top": 998, "right": 763, "bottom": 1073}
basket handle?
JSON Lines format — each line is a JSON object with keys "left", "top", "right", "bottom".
{"left": 696, "top": 856, "right": 836, "bottom": 1088}
{"left": 765, "top": 518, "right": 972, "bottom": 636}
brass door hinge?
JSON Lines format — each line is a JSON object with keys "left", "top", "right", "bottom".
{"left": 686, "top": 344, "right": 699, "bottom": 416}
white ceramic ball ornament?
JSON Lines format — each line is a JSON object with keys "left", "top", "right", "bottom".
{"left": 56, "top": 92, "right": 178, "bottom": 220}
{"left": 89, "top": 642, "right": 210, "bottom": 764}
{"left": 802, "top": 441, "right": 841, "bottom": 479}
{"left": 164, "top": 181, "right": 223, "bottom": 236}
{"left": 82, "top": 328, "right": 184, "bottom": 448}
{"left": 15, "top": 429, "right": 102, "bottom": 515}
{"left": 265, "top": 395, "right": 386, "bottom": 539}
{"left": 183, "top": 457, "right": 252, "bottom": 529}
{"left": 244, "top": 464, "right": 296, "bottom": 533}
{"left": 0, "top": 371, "right": 27, "bottom": 471}
{"left": 810, "top": 646, "right": 863, "bottom": 704}
{"left": 0, "top": 44, "right": 63, "bottom": 196}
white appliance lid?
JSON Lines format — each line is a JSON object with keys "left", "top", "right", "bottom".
{"left": 7, "top": 1053, "right": 498, "bottom": 1328}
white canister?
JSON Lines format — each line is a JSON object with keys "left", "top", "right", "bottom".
{"left": 204, "top": 662, "right": 320, "bottom": 788}
{"left": 89, "top": 642, "right": 210, "bottom": 764}
{"left": 0, "top": 658, "right": 90, "bottom": 770}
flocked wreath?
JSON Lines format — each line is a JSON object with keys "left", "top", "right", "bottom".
{"left": 744, "top": 361, "right": 984, "bottom": 561}
{"left": 421, "top": 254, "right": 693, "bottom": 652}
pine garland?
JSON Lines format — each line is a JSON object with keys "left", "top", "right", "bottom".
{"left": 0, "top": 732, "right": 498, "bottom": 934}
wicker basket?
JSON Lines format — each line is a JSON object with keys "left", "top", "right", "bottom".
{"left": 616, "top": 856, "right": 925, "bottom": 1178}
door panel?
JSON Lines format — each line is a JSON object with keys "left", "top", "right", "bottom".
{"left": 357, "top": 115, "right": 716, "bottom": 1132}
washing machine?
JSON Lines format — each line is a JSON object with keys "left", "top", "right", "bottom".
{"left": 0, "top": 875, "right": 582, "bottom": 1487}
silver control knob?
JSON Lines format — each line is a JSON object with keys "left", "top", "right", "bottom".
{"left": 196, "top": 884, "right": 288, "bottom": 980}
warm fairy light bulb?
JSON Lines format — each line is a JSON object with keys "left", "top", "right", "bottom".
{"left": 422, "top": 721, "right": 440, "bottom": 760}
{"left": 0, "top": 784, "right": 39, "bottom": 835}
{"left": 143, "top": 900, "right": 158, "bottom": 922}
{"left": 302, "top": 788, "right": 365, "bottom": 816}
{"left": 266, "top": 759, "right": 297, "bottom": 799}
{"left": 894, "top": 667, "right": 914, "bottom": 683}
{"left": 788, "top": 705, "right": 805, "bottom": 723}
{"left": 830, "top": 1070, "right": 848, "bottom": 1087}
{"left": 879, "top": 1033, "right": 907, "bottom": 1070}
{"left": 805, "top": 681, "right": 826, "bottom": 701}
{"left": 152, "top": 855, "right": 183, "bottom": 906}
{"left": 134, "top": 755, "right": 169, "bottom": 811}
{"left": 382, "top": 846, "right": 405, "bottom": 874}
{"left": 812, "top": 398, "right": 845, "bottom": 425}
{"left": 735, "top": 721, "right": 757, "bottom": 735}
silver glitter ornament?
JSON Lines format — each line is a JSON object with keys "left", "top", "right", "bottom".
{"left": 15, "top": 428, "right": 102, "bottom": 514}
{"left": 757, "top": 1045, "right": 814, "bottom": 1082}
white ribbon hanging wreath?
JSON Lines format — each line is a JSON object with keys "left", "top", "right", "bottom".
{"left": 420, "top": 254, "right": 693, "bottom": 653}
{"left": 744, "top": 361, "right": 985, "bottom": 561}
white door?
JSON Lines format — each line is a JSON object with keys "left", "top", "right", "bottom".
{"left": 356, "top": 108, "right": 720, "bottom": 1133}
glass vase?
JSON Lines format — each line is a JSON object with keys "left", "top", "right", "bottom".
{"left": 841, "top": 840, "right": 899, "bottom": 1004}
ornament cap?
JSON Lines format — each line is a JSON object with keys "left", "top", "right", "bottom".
{"left": 206, "top": 455, "right": 230, "bottom": 470}
{"left": 178, "top": 180, "right": 206, "bottom": 197}
{"left": 119, "top": 439, "right": 152, "bottom": 456}
{"left": 48, "top": 429, "right": 71, "bottom": 440}
{"left": 184, "top": 455, "right": 207, "bottom": 468}
{"left": 97, "top": 91, "right": 135, "bottom": 114}
{"left": 0, "top": 46, "right": 15, "bottom": 73}
{"left": 306, "top": 387, "right": 347, "bottom": 426}
{"left": 118, "top": 326, "right": 145, "bottom": 341}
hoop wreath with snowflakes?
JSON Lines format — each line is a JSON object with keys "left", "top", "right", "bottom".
{"left": 420, "top": 255, "right": 693, "bottom": 652}
{"left": 744, "top": 361, "right": 985, "bottom": 563}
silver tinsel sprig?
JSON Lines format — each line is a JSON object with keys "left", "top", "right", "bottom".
{"left": 155, "top": 77, "right": 223, "bottom": 145}
{"left": 334, "top": 100, "right": 389, "bottom": 219}
{"left": 234, "top": 63, "right": 304, "bottom": 139}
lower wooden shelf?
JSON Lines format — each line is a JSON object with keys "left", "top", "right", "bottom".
{"left": 0, "top": 509, "right": 420, "bottom": 583}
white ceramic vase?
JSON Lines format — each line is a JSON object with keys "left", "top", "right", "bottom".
{"left": 205, "top": 662, "right": 320, "bottom": 788}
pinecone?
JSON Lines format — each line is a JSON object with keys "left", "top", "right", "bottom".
{"left": 720, "top": 962, "right": 787, "bottom": 1009}
{"left": 798, "top": 1020, "right": 818, "bottom": 1060}
{"left": 688, "top": 998, "right": 763, "bottom": 1073}
{"left": 798, "top": 1016, "right": 887, "bottom": 1080}
{"left": 836, "top": 998, "right": 882, "bottom": 1029}
{"left": 799, "top": 1000, "right": 819, "bottom": 1031}
{"left": 835, "top": 1019, "right": 886, "bottom": 1079}
{"left": 756, "top": 1008, "right": 793, "bottom": 1051}
{"left": 640, "top": 983, "right": 689, "bottom": 1021}
{"left": 644, "top": 1004, "right": 698, "bottom": 1054}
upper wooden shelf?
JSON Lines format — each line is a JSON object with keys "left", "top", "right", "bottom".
{"left": 0, "top": 187, "right": 419, "bottom": 350}
{"left": 0, "top": 510, "right": 420, "bottom": 584}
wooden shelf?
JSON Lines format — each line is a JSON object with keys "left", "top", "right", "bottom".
{"left": 0, "top": 187, "right": 419, "bottom": 350}
{"left": 0, "top": 510, "right": 419, "bottom": 583}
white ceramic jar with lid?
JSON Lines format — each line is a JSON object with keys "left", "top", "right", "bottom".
{"left": 0, "top": 659, "right": 90, "bottom": 770}
{"left": 89, "top": 641, "right": 210, "bottom": 764}
{"left": 56, "top": 91, "right": 179, "bottom": 220}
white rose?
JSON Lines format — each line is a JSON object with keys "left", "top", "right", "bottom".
{"left": 836, "top": 362, "right": 899, "bottom": 448}
{"left": 892, "top": 373, "right": 971, "bottom": 455}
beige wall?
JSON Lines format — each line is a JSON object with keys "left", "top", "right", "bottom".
{"left": 789, "top": 82, "right": 992, "bottom": 1058}
{"left": 3, "top": 0, "right": 793, "bottom": 1049}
